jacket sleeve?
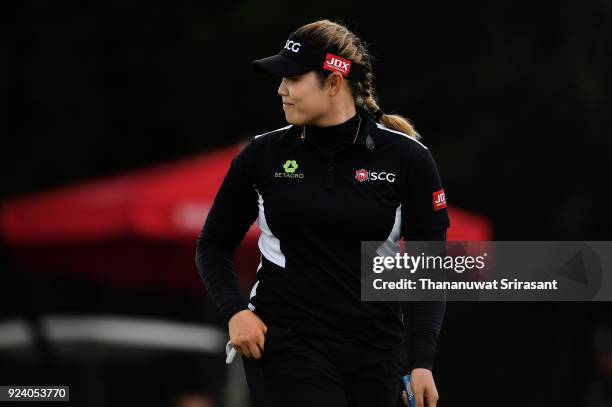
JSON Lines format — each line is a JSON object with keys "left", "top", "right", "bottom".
{"left": 400, "top": 147, "right": 450, "bottom": 371}
{"left": 401, "top": 229, "right": 447, "bottom": 371}
{"left": 400, "top": 147, "right": 450, "bottom": 235}
{"left": 195, "top": 140, "right": 259, "bottom": 324}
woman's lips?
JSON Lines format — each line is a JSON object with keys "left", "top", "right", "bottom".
{"left": 282, "top": 102, "right": 294, "bottom": 108}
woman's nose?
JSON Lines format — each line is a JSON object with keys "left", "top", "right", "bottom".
{"left": 277, "top": 79, "right": 288, "bottom": 96}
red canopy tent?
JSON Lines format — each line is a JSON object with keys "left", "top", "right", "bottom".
{"left": 1, "top": 143, "right": 493, "bottom": 293}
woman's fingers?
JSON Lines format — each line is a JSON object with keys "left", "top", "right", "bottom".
{"left": 425, "top": 388, "right": 439, "bottom": 407}
{"left": 258, "top": 330, "right": 266, "bottom": 354}
{"left": 228, "top": 310, "right": 268, "bottom": 359}
{"left": 249, "top": 341, "right": 262, "bottom": 359}
{"left": 410, "top": 388, "right": 440, "bottom": 407}
{"left": 414, "top": 390, "right": 424, "bottom": 407}
{"left": 410, "top": 369, "right": 438, "bottom": 407}
{"left": 234, "top": 332, "right": 266, "bottom": 359}
{"left": 238, "top": 344, "right": 251, "bottom": 359}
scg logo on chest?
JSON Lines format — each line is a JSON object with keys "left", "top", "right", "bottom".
{"left": 355, "top": 169, "right": 395, "bottom": 183}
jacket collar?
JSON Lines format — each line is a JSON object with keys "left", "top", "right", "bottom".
{"left": 295, "top": 105, "right": 376, "bottom": 152}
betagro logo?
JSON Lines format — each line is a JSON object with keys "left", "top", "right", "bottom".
{"left": 275, "top": 160, "right": 304, "bottom": 179}
{"left": 283, "top": 160, "right": 298, "bottom": 173}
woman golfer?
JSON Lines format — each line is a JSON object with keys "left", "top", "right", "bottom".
{"left": 196, "top": 19, "right": 450, "bottom": 407}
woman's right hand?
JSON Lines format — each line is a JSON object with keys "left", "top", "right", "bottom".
{"left": 228, "top": 309, "right": 268, "bottom": 359}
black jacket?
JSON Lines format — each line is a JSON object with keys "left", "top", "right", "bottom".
{"left": 196, "top": 106, "right": 450, "bottom": 370}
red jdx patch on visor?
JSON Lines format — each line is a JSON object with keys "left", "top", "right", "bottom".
{"left": 323, "top": 53, "right": 352, "bottom": 77}
{"left": 433, "top": 189, "right": 447, "bottom": 210}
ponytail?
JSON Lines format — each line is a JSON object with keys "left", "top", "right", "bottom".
{"left": 362, "top": 94, "right": 420, "bottom": 139}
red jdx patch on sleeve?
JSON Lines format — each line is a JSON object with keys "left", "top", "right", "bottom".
{"left": 433, "top": 189, "right": 447, "bottom": 210}
{"left": 323, "top": 53, "right": 352, "bottom": 77}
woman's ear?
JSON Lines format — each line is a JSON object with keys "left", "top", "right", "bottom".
{"left": 326, "top": 72, "right": 344, "bottom": 96}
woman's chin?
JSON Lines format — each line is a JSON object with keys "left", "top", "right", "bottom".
{"left": 284, "top": 112, "right": 304, "bottom": 126}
